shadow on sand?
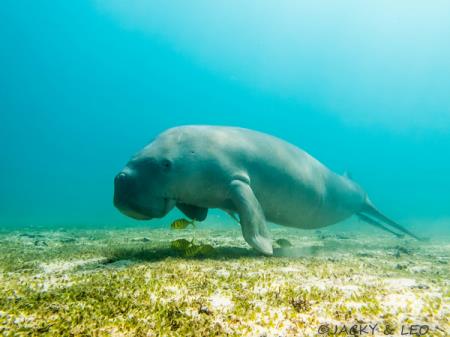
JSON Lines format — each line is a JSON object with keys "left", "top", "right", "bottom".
{"left": 101, "top": 242, "right": 351, "bottom": 265}
{"left": 102, "top": 246, "right": 265, "bottom": 264}
{"left": 99, "top": 234, "right": 417, "bottom": 266}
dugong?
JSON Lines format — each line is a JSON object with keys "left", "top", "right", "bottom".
{"left": 114, "top": 125, "right": 420, "bottom": 255}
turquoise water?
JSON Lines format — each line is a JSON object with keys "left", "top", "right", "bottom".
{"left": 1, "top": 1, "right": 450, "bottom": 237}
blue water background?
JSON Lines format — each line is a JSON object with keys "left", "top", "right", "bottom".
{"left": 1, "top": 1, "right": 449, "bottom": 235}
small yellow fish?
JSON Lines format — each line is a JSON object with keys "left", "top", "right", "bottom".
{"left": 170, "top": 239, "right": 191, "bottom": 251}
{"left": 275, "top": 238, "right": 293, "bottom": 248}
{"left": 170, "top": 239, "right": 216, "bottom": 257}
{"left": 186, "top": 244, "right": 216, "bottom": 257}
{"left": 184, "top": 245, "right": 202, "bottom": 257}
{"left": 198, "top": 244, "right": 215, "bottom": 256}
{"left": 170, "top": 218, "right": 195, "bottom": 230}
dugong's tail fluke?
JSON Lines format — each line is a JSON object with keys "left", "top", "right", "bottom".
{"left": 359, "top": 198, "right": 423, "bottom": 240}
{"left": 357, "top": 213, "right": 404, "bottom": 238}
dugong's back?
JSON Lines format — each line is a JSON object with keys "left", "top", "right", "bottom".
{"left": 161, "top": 125, "right": 357, "bottom": 229}
{"left": 210, "top": 126, "right": 329, "bottom": 224}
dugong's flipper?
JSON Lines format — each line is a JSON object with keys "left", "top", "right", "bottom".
{"left": 176, "top": 203, "right": 208, "bottom": 221}
{"left": 225, "top": 210, "right": 240, "bottom": 224}
{"left": 229, "top": 179, "right": 273, "bottom": 255}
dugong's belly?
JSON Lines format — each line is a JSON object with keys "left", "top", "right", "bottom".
{"left": 248, "top": 168, "right": 352, "bottom": 230}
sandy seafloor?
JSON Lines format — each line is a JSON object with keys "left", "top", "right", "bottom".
{"left": 0, "top": 224, "right": 448, "bottom": 337}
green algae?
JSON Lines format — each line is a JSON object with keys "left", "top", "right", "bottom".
{"left": 0, "top": 228, "right": 448, "bottom": 336}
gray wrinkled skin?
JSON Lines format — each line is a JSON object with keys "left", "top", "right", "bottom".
{"left": 113, "top": 125, "right": 396, "bottom": 255}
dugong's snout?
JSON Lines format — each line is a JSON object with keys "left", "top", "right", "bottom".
{"left": 113, "top": 172, "right": 133, "bottom": 207}
{"left": 113, "top": 170, "right": 174, "bottom": 220}
{"left": 113, "top": 172, "right": 152, "bottom": 220}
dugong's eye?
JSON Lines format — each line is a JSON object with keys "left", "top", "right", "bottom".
{"left": 161, "top": 159, "right": 172, "bottom": 172}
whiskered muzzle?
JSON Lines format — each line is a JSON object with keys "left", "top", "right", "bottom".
{"left": 113, "top": 172, "right": 136, "bottom": 208}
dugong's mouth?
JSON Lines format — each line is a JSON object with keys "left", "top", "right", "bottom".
{"left": 115, "top": 197, "right": 174, "bottom": 220}
{"left": 119, "top": 207, "right": 153, "bottom": 220}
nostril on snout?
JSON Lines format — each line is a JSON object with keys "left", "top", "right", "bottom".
{"left": 115, "top": 172, "right": 128, "bottom": 185}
